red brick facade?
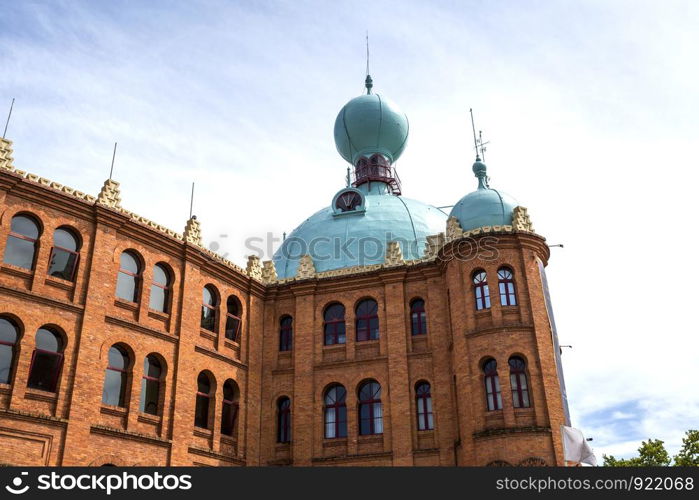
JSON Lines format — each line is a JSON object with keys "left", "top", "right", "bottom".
{"left": 0, "top": 159, "right": 568, "bottom": 466}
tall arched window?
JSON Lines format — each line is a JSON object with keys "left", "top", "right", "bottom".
{"left": 509, "top": 356, "right": 530, "bottom": 408}
{"left": 48, "top": 227, "right": 80, "bottom": 281}
{"left": 0, "top": 317, "right": 20, "bottom": 385}
{"left": 3, "top": 214, "right": 40, "bottom": 270}
{"left": 472, "top": 270, "right": 491, "bottom": 310}
{"left": 277, "top": 397, "right": 291, "bottom": 443}
{"left": 356, "top": 299, "right": 379, "bottom": 342}
{"left": 27, "top": 327, "right": 64, "bottom": 392}
{"left": 498, "top": 267, "right": 517, "bottom": 306}
{"left": 221, "top": 379, "right": 239, "bottom": 436}
{"left": 324, "top": 384, "right": 347, "bottom": 439}
{"left": 139, "top": 355, "right": 162, "bottom": 415}
{"left": 195, "top": 372, "right": 214, "bottom": 429}
{"left": 149, "top": 264, "right": 171, "bottom": 313}
{"left": 116, "top": 251, "right": 141, "bottom": 302}
{"left": 102, "top": 345, "right": 130, "bottom": 407}
{"left": 323, "top": 303, "right": 346, "bottom": 345}
{"left": 225, "top": 295, "right": 242, "bottom": 341}
{"left": 279, "top": 315, "right": 293, "bottom": 352}
{"left": 358, "top": 380, "right": 383, "bottom": 435}
{"left": 201, "top": 285, "right": 219, "bottom": 332}
{"left": 483, "top": 359, "right": 502, "bottom": 411}
{"left": 410, "top": 298, "right": 427, "bottom": 336}
{"left": 415, "top": 381, "right": 434, "bottom": 431}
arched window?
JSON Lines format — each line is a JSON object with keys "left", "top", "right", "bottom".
{"left": 48, "top": 227, "right": 80, "bottom": 281}
{"left": 102, "top": 345, "right": 130, "bottom": 407}
{"left": 225, "top": 295, "right": 242, "bottom": 341}
{"left": 221, "top": 379, "right": 239, "bottom": 436}
{"left": 277, "top": 397, "right": 291, "bottom": 443}
{"left": 323, "top": 303, "right": 346, "bottom": 346}
{"left": 201, "top": 285, "right": 219, "bottom": 332}
{"left": 279, "top": 315, "right": 293, "bottom": 352}
{"left": 139, "top": 355, "right": 162, "bottom": 415}
{"left": 27, "top": 327, "right": 64, "bottom": 392}
{"left": 498, "top": 267, "right": 517, "bottom": 306}
{"left": 356, "top": 299, "right": 379, "bottom": 342}
{"left": 415, "top": 381, "right": 434, "bottom": 430}
{"left": 483, "top": 359, "right": 502, "bottom": 411}
{"left": 324, "top": 385, "right": 347, "bottom": 439}
{"left": 472, "top": 270, "right": 491, "bottom": 311}
{"left": 195, "top": 372, "right": 213, "bottom": 429}
{"left": 149, "top": 264, "right": 171, "bottom": 313}
{"left": 3, "top": 214, "right": 40, "bottom": 270}
{"left": 116, "top": 251, "right": 141, "bottom": 302}
{"left": 0, "top": 317, "right": 20, "bottom": 385}
{"left": 358, "top": 380, "right": 383, "bottom": 435}
{"left": 509, "top": 356, "right": 530, "bottom": 408}
{"left": 410, "top": 298, "right": 427, "bottom": 336}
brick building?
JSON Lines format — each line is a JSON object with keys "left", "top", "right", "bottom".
{"left": 0, "top": 77, "right": 570, "bottom": 466}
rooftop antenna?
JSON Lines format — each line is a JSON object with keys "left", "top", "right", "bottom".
{"left": 364, "top": 31, "right": 373, "bottom": 94}
{"left": 108, "top": 142, "right": 117, "bottom": 180}
{"left": 2, "top": 98, "right": 15, "bottom": 139}
{"left": 469, "top": 108, "right": 480, "bottom": 161}
{"left": 189, "top": 181, "right": 195, "bottom": 219}
{"left": 478, "top": 130, "right": 490, "bottom": 162}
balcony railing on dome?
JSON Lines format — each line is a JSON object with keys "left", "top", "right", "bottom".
{"left": 352, "top": 163, "right": 402, "bottom": 195}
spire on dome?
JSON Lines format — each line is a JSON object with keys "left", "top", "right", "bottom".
{"left": 365, "top": 32, "right": 373, "bottom": 94}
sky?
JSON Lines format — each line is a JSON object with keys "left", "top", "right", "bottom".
{"left": 2, "top": 0, "right": 698, "bottom": 460}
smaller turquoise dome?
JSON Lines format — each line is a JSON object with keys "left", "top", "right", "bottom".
{"left": 449, "top": 160, "right": 518, "bottom": 232}
{"left": 334, "top": 90, "right": 409, "bottom": 165}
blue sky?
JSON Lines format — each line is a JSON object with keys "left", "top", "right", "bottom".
{"left": 2, "top": 0, "right": 698, "bottom": 460}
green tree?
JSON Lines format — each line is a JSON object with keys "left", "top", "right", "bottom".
{"left": 603, "top": 438, "right": 671, "bottom": 467}
{"left": 673, "top": 430, "right": 699, "bottom": 467}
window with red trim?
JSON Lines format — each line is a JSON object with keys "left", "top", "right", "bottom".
{"left": 139, "top": 355, "right": 162, "bottom": 415}
{"left": 27, "top": 327, "right": 64, "bottom": 393}
{"left": 0, "top": 317, "right": 20, "bottom": 385}
{"left": 102, "top": 345, "right": 130, "bottom": 407}
{"left": 225, "top": 295, "right": 242, "bottom": 341}
{"left": 201, "top": 285, "right": 219, "bottom": 332}
{"left": 416, "top": 381, "right": 434, "bottom": 430}
{"left": 410, "top": 298, "right": 427, "bottom": 336}
{"left": 116, "top": 251, "right": 141, "bottom": 302}
{"left": 195, "top": 372, "right": 213, "bottom": 429}
{"left": 279, "top": 315, "right": 293, "bottom": 351}
{"left": 3, "top": 215, "right": 40, "bottom": 270}
{"left": 221, "top": 379, "right": 239, "bottom": 436}
{"left": 483, "top": 359, "right": 502, "bottom": 411}
{"left": 323, "top": 303, "right": 346, "bottom": 345}
{"left": 149, "top": 264, "right": 171, "bottom": 313}
{"left": 498, "top": 267, "right": 517, "bottom": 306}
{"left": 472, "top": 270, "right": 491, "bottom": 310}
{"left": 358, "top": 380, "right": 383, "bottom": 435}
{"left": 277, "top": 397, "right": 291, "bottom": 443}
{"left": 47, "top": 227, "right": 80, "bottom": 281}
{"left": 324, "top": 384, "right": 347, "bottom": 439}
{"left": 356, "top": 299, "right": 379, "bottom": 342}
{"left": 509, "top": 356, "right": 530, "bottom": 408}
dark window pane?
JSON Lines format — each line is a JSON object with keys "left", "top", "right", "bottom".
{"left": 221, "top": 402, "right": 238, "bottom": 435}
{"left": 197, "top": 373, "right": 211, "bottom": 394}
{"left": 116, "top": 272, "right": 137, "bottom": 301}
{"left": 203, "top": 287, "right": 215, "bottom": 306}
{"left": 3, "top": 236, "right": 36, "bottom": 269}
{"left": 225, "top": 315, "right": 240, "bottom": 341}
{"left": 195, "top": 394, "right": 210, "bottom": 428}
{"left": 53, "top": 229, "right": 77, "bottom": 251}
{"left": 149, "top": 284, "right": 167, "bottom": 311}
{"left": 201, "top": 307, "right": 216, "bottom": 331}
{"left": 107, "top": 346, "right": 128, "bottom": 370}
{"left": 144, "top": 356, "right": 161, "bottom": 378}
{"left": 102, "top": 369, "right": 127, "bottom": 406}
{"left": 11, "top": 216, "right": 39, "bottom": 239}
{"left": 27, "top": 352, "right": 62, "bottom": 392}
{"left": 0, "top": 344, "right": 14, "bottom": 384}
{"left": 48, "top": 248, "right": 78, "bottom": 280}
{"left": 140, "top": 378, "right": 160, "bottom": 414}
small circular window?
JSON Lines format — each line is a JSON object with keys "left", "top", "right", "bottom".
{"left": 335, "top": 190, "right": 363, "bottom": 212}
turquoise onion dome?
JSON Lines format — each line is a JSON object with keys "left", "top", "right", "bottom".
{"left": 449, "top": 159, "right": 519, "bottom": 232}
{"left": 334, "top": 76, "right": 409, "bottom": 164}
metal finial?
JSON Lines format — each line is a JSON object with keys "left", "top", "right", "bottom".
{"left": 189, "top": 182, "right": 195, "bottom": 219}
{"left": 365, "top": 31, "right": 373, "bottom": 94}
{"left": 346, "top": 166, "right": 351, "bottom": 187}
{"left": 478, "top": 130, "right": 490, "bottom": 162}
{"left": 108, "top": 142, "right": 117, "bottom": 180}
{"left": 469, "top": 108, "right": 480, "bottom": 161}
{"left": 3, "top": 98, "right": 15, "bottom": 139}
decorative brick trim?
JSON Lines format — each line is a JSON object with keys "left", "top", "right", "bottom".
{"left": 187, "top": 445, "right": 245, "bottom": 465}
{"left": 90, "top": 424, "right": 171, "bottom": 447}
{"left": 0, "top": 408, "right": 68, "bottom": 427}
{"left": 105, "top": 316, "right": 177, "bottom": 344}
{"left": 194, "top": 345, "right": 247, "bottom": 369}
{"left": 0, "top": 283, "right": 84, "bottom": 314}
{"left": 473, "top": 426, "right": 552, "bottom": 440}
